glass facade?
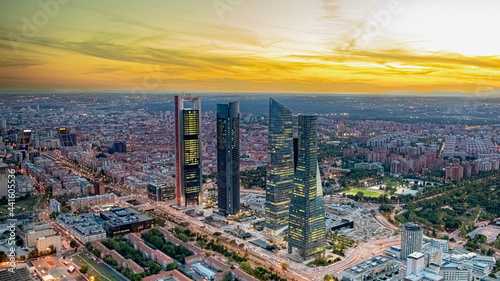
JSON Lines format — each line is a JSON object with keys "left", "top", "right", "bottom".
{"left": 58, "top": 127, "right": 77, "bottom": 147}
{"left": 288, "top": 115, "right": 326, "bottom": 260}
{"left": 265, "top": 98, "right": 294, "bottom": 237}
{"left": 217, "top": 102, "right": 240, "bottom": 215}
{"left": 175, "top": 96, "right": 202, "bottom": 207}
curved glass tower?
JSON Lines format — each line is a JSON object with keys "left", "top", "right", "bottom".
{"left": 265, "top": 98, "right": 294, "bottom": 237}
{"left": 288, "top": 115, "right": 325, "bottom": 260}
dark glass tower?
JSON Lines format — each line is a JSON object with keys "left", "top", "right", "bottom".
{"left": 57, "top": 127, "right": 77, "bottom": 147}
{"left": 265, "top": 98, "right": 294, "bottom": 237}
{"left": 17, "top": 129, "right": 32, "bottom": 150}
{"left": 175, "top": 96, "right": 202, "bottom": 207}
{"left": 113, "top": 140, "right": 127, "bottom": 153}
{"left": 288, "top": 115, "right": 326, "bottom": 260}
{"left": 217, "top": 102, "right": 240, "bottom": 215}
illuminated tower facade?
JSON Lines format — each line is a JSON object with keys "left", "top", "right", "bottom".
{"left": 217, "top": 102, "right": 240, "bottom": 215}
{"left": 288, "top": 115, "right": 325, "bottom": 260}
{"left": 265, "top": 98, "right": 294, "bottom": 237}
{"left": 175, "top": 95, "right": 202, "bottom": 207}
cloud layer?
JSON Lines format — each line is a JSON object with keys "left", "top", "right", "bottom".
{"left": 0, "top": 0, "right": 499, "bottom": 94}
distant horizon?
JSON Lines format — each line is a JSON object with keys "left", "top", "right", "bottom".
{"left": 1, "top": 88, "right": 499, "bottom": 97}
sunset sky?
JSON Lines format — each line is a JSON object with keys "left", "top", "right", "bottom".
{"left": 0, "top": 0, "right": 499, "bottom": 94}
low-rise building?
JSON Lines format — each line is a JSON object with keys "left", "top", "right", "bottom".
{"left": 68, "top": 193, "right": 117, "bottom": 211}
{"left": 35, "top": 234, "right": 62, "bottom": 253}
{"left": 15, "top": 175, "right": 34, "bottom": 195}
{"left": 100, "top": 207, "right": 154, "bottom": 237}
{"left": 25, "top": 224, "right": 55, "bottom": 248}
{"left": 57, "top": 213, "right": 106, "bottom": 243}
{"left": 49, "top": 199, "right": 61, "bottom": 214}
{"left": 342, "top": 256, "right": 399, "bottom": 281}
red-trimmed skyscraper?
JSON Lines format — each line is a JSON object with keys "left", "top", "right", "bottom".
{"left": 175, "top": 95, "right": 202, "bottom": 207}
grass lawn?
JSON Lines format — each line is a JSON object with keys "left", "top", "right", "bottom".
{"left": 0, "top": 195, "right": 44, "bottom": 215}
{"left": 73, "top": 252, "right": 122, "bottom": 281}
{"left": 343, "top": 188, "right": 383, "bottom": 198}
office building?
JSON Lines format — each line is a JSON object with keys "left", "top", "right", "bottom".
{"left": 57, "top": 127, "right": 77, "bottom": 147}
{"left": 402, "top": 223, "right": 423, "bottom": 261}
{"left": 17, "top": 129, "right": 32, "bottom": 150}
{"left": 175, "top": 95, "right": 202, "bottom": 207}
{"left": 217, "top": 102, "right": 240, "bottom": 215}
{"left": 288, "top": 115, "right": 326, "bottom": 260}
{"left": 439, "top": 263, "right": 472, "bottom": 281}
{"left": 100, "top": 207, "right": 154, "bottom": 236}
{"left": 57, "top": 213, "right": 107, "bottom": 243}
{"left": 404, "top": 271, "right": 444, "bottom": 281}
{"left": 113, "top": 140, "right": 127, "bottom": 153}
{"left": 265, "top": 98, "right": 294, "bottom": 237}
{"left": 342, "top": 256, "right": 399, "bottom": 281}
{"left": 148, "top": 182, "right": 176, "bottom": 201}
{"left": 407, "top": 252, "right": 426, "bottom": 276}
{"left": 428, "top": 238, "right": 449, "bottom": 254}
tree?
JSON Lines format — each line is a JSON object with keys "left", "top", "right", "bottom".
{"left": 324, "top": 275, "right": 332, "bottom": 281}
{"left": 93, "top": 249, "right": 101, "bottom": 257}
{"left": 379, "top": 203, "right": 392, "bottom": 213}
{"left": 85, "top": 242, "right": 93, "bottom": 252}
{"left": 239, "top": 261, "right": 253, "bottom": 275}
{"left": 280, "top": 262, "right": 289, "bottom": 271}
{"left": 70, "top": 239, "right": 79, "bottom": 251}
{"left": 167, "top": 263, "right": 177, "bottom": 271}
{"left": 80, "top": 265, "right": 89, "bottom": 274}
{"left": 222, "top": 271, "right": 233, "bottom": 281}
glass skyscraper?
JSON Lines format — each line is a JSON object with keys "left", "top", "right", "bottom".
{"left": 175, "top": 95, "right": 202, "bottom": 207}
{"left": 265, "top": 98, "right": 294, "bottom": 237}
{"left": 288, "top": 115, "right": 326, "bottom": 260}
{"left": 57, "top": 127, "right": 77, "bottom": 147}
{"left": 217, "top": 102, "right": 240, "bottom": 215}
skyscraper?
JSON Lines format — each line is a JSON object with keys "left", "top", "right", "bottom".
{"left": 113, "top": 140, "right": 127, "bottom": 153}
{"left": 175, "top": 96, "right": 202, "bottom": 207}
{"left": 288, "top": 115, "right": 326, "bottom": 260}
{"left": 401, "top": 223, "right": 423, "bottom": 261}
{"left": 17, "top": 129, "right": 32, "bottom": 150}
{"left": 57, "top": 127, "right": 77, "bottom": 147}
{"left": 265, "top": 98, "right": 294, "bottom": 237}
{"left": 217, "top": 102, "right": 240, "bottom": 215}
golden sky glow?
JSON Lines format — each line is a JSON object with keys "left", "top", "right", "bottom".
{"left": 1, "top": 0, "right": 499, "bottom": 94}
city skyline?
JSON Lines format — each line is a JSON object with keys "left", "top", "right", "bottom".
{"left": 1, "top": 0, "right": 499, "bottom": 94}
